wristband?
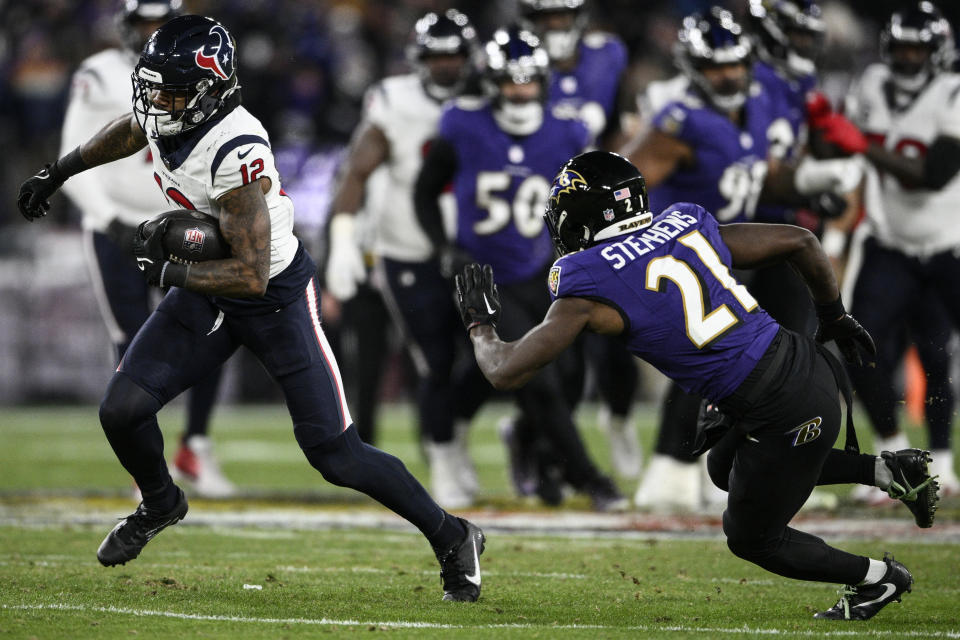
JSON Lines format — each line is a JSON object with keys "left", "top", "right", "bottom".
{"left": 159, "top": 262, "right": 190, "bottom": 288}
{"left": 820, "top": 227, "right": 847, "bottom": 259}
{"left": 53, "top": 146, "right": 90, "bottom": 179}
{"left": 815, "top": 296, "right": 845, "bottom": 321}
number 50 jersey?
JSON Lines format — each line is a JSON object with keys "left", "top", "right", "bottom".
{"left": 439, "top": 98, "right": 591, "bottom": 284}
{"left": 549, "top": 202, "right": 779, "bottom": 401}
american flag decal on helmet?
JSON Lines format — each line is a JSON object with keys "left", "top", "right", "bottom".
{"left": 613, "top": 187, "right": 631, "bottom": 201}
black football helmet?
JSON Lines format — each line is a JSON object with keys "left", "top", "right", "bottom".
{"left": 881, "top": 1, "right": 956, "bottom": 93}
{"left": 517, "top": 0, "right": 588, "bottom": 61}
{"left": 747, "top": 0, "right": 825, "bottom": 78}
{"left": 675, "top": 7, "right": 753, "bottom": 111}
{"left": 484, "top": 26, "right": 551, "bottom": 135}
{"left": 132, "top": 15, "right": 240, "bottom": 137}
{"left": 407, "top": 9, "right": 480, "bottom": 101}
{"left": 118, "top": 0, "right": 182, "bottom": 53}
{"left": 544, "top": 151, "right": 652, "bottom": 256}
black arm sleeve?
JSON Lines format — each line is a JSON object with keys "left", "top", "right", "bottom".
{"left": 413, "top": 136, "right": 458, "bottom": 252}
{"left": 923, "top": 135, "right": 960, "bottom": 190}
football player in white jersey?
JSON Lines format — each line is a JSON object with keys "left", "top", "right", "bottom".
{"left": 18, "top": 15, "right": 485, "bottom": 602}
{"left": 59, "top": 0, "right": 234, "bottom": 499}
{"left": 324, "top": 9, "right": 485, "bottom": 509}
{"left": 839, "top": 1, "right": 960, "bottom": 496}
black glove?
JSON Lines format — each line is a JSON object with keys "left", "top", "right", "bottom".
{"left": 105, "top": 219, "right": 140, "bottom": 253}
{"left": 455, "top": 263, "right": 501, "bottom": 331}
{"left": 815, "top": 298, "right": 876, "bottom": 366}
{"left": 133, "top": 218, "right": 169, "bottom": 286}
{"left": 17, "top": 163, "right": 65, "bottom": 221}
{"left": 439, "top": 244, "right": 475, "bottom": 280}
{"left": 807, "top": 191, "right": 847, "bottom": 219}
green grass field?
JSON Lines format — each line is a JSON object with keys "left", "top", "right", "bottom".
{"left": 1, "top": 403, "right": 958, "bottom": 638}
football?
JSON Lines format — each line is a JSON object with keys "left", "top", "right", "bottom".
{"left": 142, "top": 209, "right": 230, "bottom": 264}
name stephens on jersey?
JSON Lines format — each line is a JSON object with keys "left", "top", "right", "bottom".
{"left": 599, "top": 209, "right": 699, "bottom": 270}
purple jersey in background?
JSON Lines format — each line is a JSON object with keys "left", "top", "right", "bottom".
{"left": 438, "top": 101, "right": 591, "bottom": 284}
{"left": 753, "top": 60, "right": 817, "bottom": 224}
{"left": 547, "top": 33, "right": 627, "bottom": 132}
{"left": 549, "top": 202, "right": 779, "bottom": 400}
{"left": 648, "top": 88, "right": 778, "bottom": 223}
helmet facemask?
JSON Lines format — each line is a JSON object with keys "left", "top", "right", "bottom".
{"left": 748, "top": 0, "right": 824, "bottom": 79}
{"left": 484, "top": 28, "right": 550, "bottom": 136}
{"left": 881, "top": 4, "right": 956, "bottom": 96}
{"left": 407, "top": 9, "right": 479, "bottom": 101}
{"left": 518, "top": 0, "right": 588, "bottom": 62}
{"left": 676, "top": 9, "right": 754, "bottom": 113}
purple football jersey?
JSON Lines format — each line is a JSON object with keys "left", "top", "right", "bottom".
{"left": 548, "top": 202, "right": 780, "bottom": 400}
{"left": 648, "top": 88, "right": 778, "bottom": 223}
{"left": 438, "top": 101, "right": 591, "bottom": 284}
{"left": 753, "top": 60, "right": 817, "bottom": 224}
{"left": 547, "top": 34, "right": 627, "bottom": 121}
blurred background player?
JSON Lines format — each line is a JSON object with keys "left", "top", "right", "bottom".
{"left": 518, "top": 0, "right": 643, "bottom": 480}
{"left": 415, "top": 26, "right": 626, "bottom": 511}
{"left": 324, "top": 9, "right": 485, "bottom": 508}
{"left": 59, "top": 0, "right": 234, "bottom": 498}
{"left": 623, "top": 6, "right": 859, "bottom": 511}
{"left": 837, "top": 1, "right": 960, "bottom": 499}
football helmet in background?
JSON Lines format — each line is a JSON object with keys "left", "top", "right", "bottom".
{"left": 118, "top": 0, "right": 182, "bottom": 54}
{"left": 747, "top": 0, "right": 825, "bottom": 78}
{"left": 407, "top": 8, "right": 480, "bottom": 101}
{"left": 483, "top": 26, "right": 551, "bottom": 135}
{"left": 517, "top": 0, "right": 588, "bottom": 62}
{"left": 132, "top": 14, "right": 240, "bottom": 137}
{"left": 674, "top": 7, "right": 753, "bottom": 112}
{"left": 880, "top": 1, "right": 956, "bottom": 94}
{"left": 544, "top": 150, "right": 652, "bottom": 256}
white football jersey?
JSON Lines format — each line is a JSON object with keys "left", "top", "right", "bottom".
{"left": 148, "top": 106, "right": 297, "bottom": 278}
{"left": 362, "top": 73, "right": 450, "bottom": 262}
{"left": 846, "top": 63, "right": 960, "bottom": 256}
{"left": 60, "top": 48, "right": 168, "bottom": 231}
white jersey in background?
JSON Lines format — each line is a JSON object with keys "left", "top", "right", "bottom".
{"left": 846, "top": 63, "right": 960, "bottom": 257}
{"left": 148, "top": 106, "right": 298, "bottom": 278}
{"left": 60, "top": 48, "right": 167, "bottom": 231}
{"left": 362, "top": 73, "right": 452, "bottom": 262}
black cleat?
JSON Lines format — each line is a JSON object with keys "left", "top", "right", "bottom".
{"left": 882, "top": 448, "right": 939, "bottom": 528}
{"left": 97, "top": 488, "right": 188, "bottom": 567}
{"left": 436, "top": 517, "right": 485, "bottom": 602}
{"left": 584, "top": 476, "right": 629, "bottom": 512}
{"left": 814, "top": 554, "right": 913, "bottom": 620}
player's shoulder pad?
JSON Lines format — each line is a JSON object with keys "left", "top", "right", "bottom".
{"left": 657, "top": 201, "right": 712, "bottom": 228}
{"left": 582, "top": 31, "right": 624, "bottom": 52}
{"left": 653, "top": 100, "right": 695, "bottom": 136}
{"left": 548, "top": 253, "right": 594, "bottom": 300}
{"left": 209, "top": 131, "right": 272, "bottom": 183}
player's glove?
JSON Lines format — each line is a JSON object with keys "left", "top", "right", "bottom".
{"left": 455, "top": 263, "right": 501, "bottom": 331}
{"left": 806, "top": 191, "right": 847, "bottom": 219}
{"left": 324, "top": 213, "right": 366, "bottom": 300}
{"left": 17, "top": 163, "right": 65, "bottom": 221}
{"left": 133, "top": 219, "right": 167, "bottom": 285}
{"left": 814, "top": 297, "right": 876, "bottom": 366}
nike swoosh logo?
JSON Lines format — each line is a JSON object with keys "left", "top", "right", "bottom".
{"left": 853, "top": 583, "right": 896, "bottom": 609}
{"left": 482, "top": 293, "right": 496, "bottom": 315}
{"left": 136, "top": 257, "right": 154, "bottom": 272}
{"left": 464, "top": 538, "right": 481, "bottom": 586}
{"left": 238, "top": 146, "right": 253, "bottom": 159}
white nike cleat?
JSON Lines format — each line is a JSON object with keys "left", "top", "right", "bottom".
{"left": 436, "top": 518, "right": 485, "bottom": 602}
{"left": 814, "top": 554, "right": 912, "bottom": 620}
{"left": 170, "top": 435, "right": 236, "bottom": 498}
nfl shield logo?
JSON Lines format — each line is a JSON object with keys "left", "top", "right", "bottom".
{"left": 182, "top": 227, "right": 206, "bottom": 253}
{"left": 548, "top": 265, "right": 561, "bottom": 297}
{"left": 603, "top": 208, "right": 615, "bottom": 221}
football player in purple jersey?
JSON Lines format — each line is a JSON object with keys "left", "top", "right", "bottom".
{"left": 456, "top": 150, "right": 938, "bottom": 620}
{"left": 414, "top": 26, "right": 626, "bottom": 511}
{"left": 622, "top": 7, "right": 861, "bottom": 511}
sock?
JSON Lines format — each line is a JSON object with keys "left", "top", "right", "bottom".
{"left": 859, "top": 558, "right": 888, "bottom": 585}
{"left": 142, "top": 480, "right": 179, "bottom": 513}
{"left": 874, "top": 456, "right": 893, "bottom": 490}
{"left": 429, "top": 511, "right": 467, "bottom": 555}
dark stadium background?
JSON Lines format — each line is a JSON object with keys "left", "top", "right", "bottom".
{"left": 0, "top": 0, "right": 954, "bottom": 405}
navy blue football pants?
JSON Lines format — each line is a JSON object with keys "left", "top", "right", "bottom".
{"left": 86, "top": 229, "right": 222, "bottom": 439}
{"left": 99, "top": 278, "right": 453, "bottom": 542}
{"left": 847, "top": 237, "right": 956, "bottom": 449}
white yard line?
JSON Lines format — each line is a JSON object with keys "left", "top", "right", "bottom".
{"left": 4, "top": 603, "right": 960, "bottom": 637}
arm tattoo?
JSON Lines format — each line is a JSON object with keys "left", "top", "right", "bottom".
{"left": 184, "top": 180, "right": 272, "bottom": 297}
{"left": 79, "top": 114, "right": 147, "bottom": 167}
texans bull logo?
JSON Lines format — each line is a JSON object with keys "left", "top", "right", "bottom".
{"left": 194, "top": 25, "right": 234, "bottom": 80}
